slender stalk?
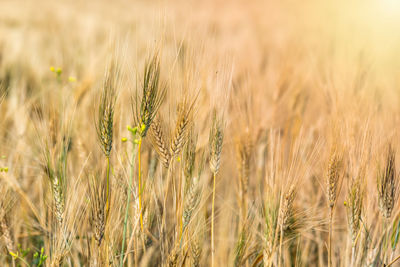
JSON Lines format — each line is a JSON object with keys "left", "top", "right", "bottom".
{"left": 350, "top": 246, "right": 356, "bottom": 267}
{"left": 328, "top": 207, "right": 333, "bottom": 267}
{"left": 278, "top": 225, "right": 284, "bottom": 267}
{"left": 161, "top": 160, "right": 174, "bottom": 261}
{"left": 384, "top": 218, "right": 389, "bottom": 264}
{"left": 388, "top": 254, "right": 400, "bottom": 266}
{"left": 120, "top": 143, "right": 137, "bottom": 267}
{"left": 211, "top": 172, "right": 216, "bottom": 267}
{"left": 106, "top": 156, "right": 111, "bottom": 218}
{"left": 137, "top": 137, "right": 144, "bottom": 233}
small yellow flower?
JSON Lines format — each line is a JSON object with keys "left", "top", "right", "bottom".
{"left": 50, "top": 66, "right": 55, "bottom": 72}
{"left": 343, "top": 201, "right": 347, "bottom": 206}
{"left": 9, "top": 251, "right": 18, "bottom": 259}
{"left": 121, "top": 137, "right": 127, "bottom": 142}
{"left": 3, "top": 167, "right": 9, "bottom": 173}
{"left": 127, "top": 125, "right": 138, "bottom": 135}
{"left": 68, "top": 76, "right": 76, "bottom": 82}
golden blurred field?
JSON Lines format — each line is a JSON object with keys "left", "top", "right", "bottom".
{"left": 2, "top": 0, "right": 400, "bottom": 266}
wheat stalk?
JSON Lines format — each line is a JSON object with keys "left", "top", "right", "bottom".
{"left": 95, "top": 58, "right": 119, "bottom": 222}
{"left": 346, "top": 170, "right": 364, "bottom": 266}
{"left": 209, "top": 111, "right": 224, "bottom": 267}
{"left": 377, "top": 145, "right": 397, "bottom": 219}
{"left": 326, "top": 147, "right": 342, "bottom": 267}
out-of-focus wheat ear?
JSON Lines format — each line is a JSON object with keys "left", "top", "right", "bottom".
{"left": 264, "top": 187, "right": 279, "bottom": 265}
{"left": 182, "top": 177, "right": 200, "bottom": 231}
{"left": 327, "top": 148, "right": 342, "bottom": 208}
{"left": 209, "top": 109, "right": 224, "bottom": 267}
{"left": 88, "top": 174, "right": 107, "bottom": 246}
{"left": 134, "top": 51, "right": 166, "bottom": 137}
{"left": 43, "top": 146, "right": 66, "bottom": 225}
{"left": 235, "top": 137, "right": 251, "bottom": 197}
{"left": 0, "top": 211, "right": 14, "bottom": 253}
{"left": 279, "top": 185, "right": 296, "bottom": 232}
{"left": 346, "top": 170, "right": 364, "bottom": 266}
{"left": 184, "top": 128, "right": 197, "bottom": 193}
{"left": 170, "top": 98, "right": 196, "bottom": 158}
{"left": 150, "top": 116, "right": 170, "bottom": 168}
{"left": 326, "top": 146, "right": 342, "bottom": 267}
{"left": 235, "top": 133, "right": 252, "bottom": 223}
{"left": 0, "top": 188, "right": 14, "bottom": 254}
{"left": 347, "top": 177, "right": 363, "bottom": 245}
{"left": 52, "top": 176, "right": 64, "bottom": 224}
{"left": 191, "top": 234, "right": 202, "bottom": 267}
{"left": 377, "top": 145, "right": 397, "bottom": 219}
{"left": 234, "top": 225, "right": 249, "bottom": 267}
{"left": 277, "top": 185, "right": 296, "bottom": 265}
{"left": 209, "top": 111, "right": 224, "bottom": 174}
{"left": 167, "top": 244, "right": 180, "bottom": 267}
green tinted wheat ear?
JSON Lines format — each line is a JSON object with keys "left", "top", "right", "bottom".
{"left": 209, "top": 111, "right": 224, "bottom": 267}
{"left": 377, "top": 146, "right": 397, "bottom": 219}
{"left": 96, "top": 62, "right": 118, "bottom": 157}
{"left": 134, "top": 52, "right": 166, "bottom": 138}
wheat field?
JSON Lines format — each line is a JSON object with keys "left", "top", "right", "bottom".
{"left": 1, "top": 0, "right": 400, "bottom": 266}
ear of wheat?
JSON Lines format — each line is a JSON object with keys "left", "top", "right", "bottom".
{"left": 170, "top": 98, "right": 195, "bottom": 158}
{"left": 95, "top": 58, "right": 119, "bottom": 225}
{"left": 209, "top": 111, "right": 224, "bottom": 174}
{"left": 346, "top": 166, "right": 365, "bottom": 266}
{"left": 377, "top": 145, "right": 397, "bottom": 219}
{"left": 326, "top": 147, "right": 342, "bottom": 267}
{"left": 0, "top": 188, "right": 14, "bottom": 254}
{"left": 88, "top": 173, "right": 107, "bottom": 247}
{"left": 150, "top": 116, "right": 171, "bottom": 169}
{"left": 96, "top": 60, "right": 118, "bottom": 158}
{"left": 134, "top": 52, "right": 166, "bottom": 137}
{"left": 209, "top": 110, "right": 224, "bottom": 267}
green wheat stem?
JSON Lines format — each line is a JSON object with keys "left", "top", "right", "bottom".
{"left": 120, "top": 142, "right": 137, "bottom": 267}
{"left": 138, "top": 137, "right": 144, "bottom": 233}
